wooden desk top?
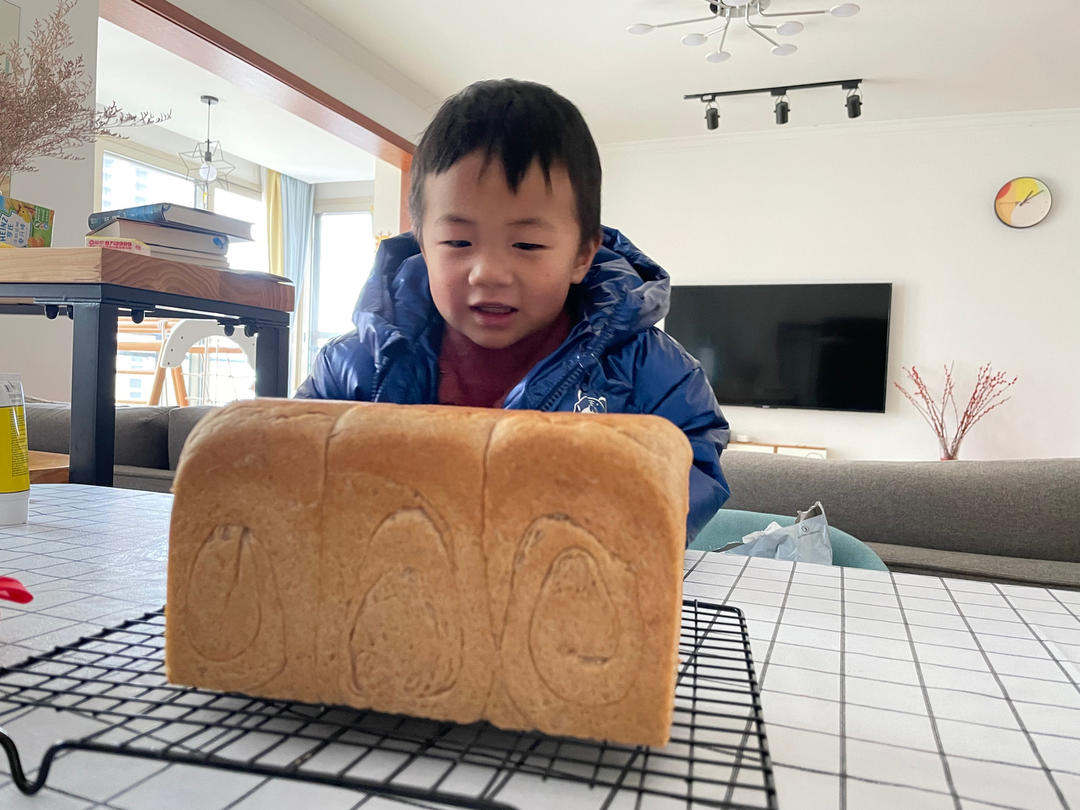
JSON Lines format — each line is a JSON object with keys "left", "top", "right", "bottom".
{"left": 28, "top": 450, "right": 70, "bottom": 484}
{"left": 0, "top": 247, "right": 294, "bottom": 313}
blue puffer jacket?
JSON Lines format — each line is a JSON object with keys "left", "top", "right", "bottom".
{"left": 295, "top": 226, "right": 731, "bottom": 540}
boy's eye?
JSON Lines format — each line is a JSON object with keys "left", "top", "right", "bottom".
{"left": 440, "top": 240, "right": 471, "bottom": 248}
{"left": 513, "top": 242, "right": 546, "bottom": 252}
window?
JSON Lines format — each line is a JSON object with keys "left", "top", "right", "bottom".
{"left": 101, "top": 153, "right": 197, "bottom": 210}
{"left": 213, "top": 187, "right": 269, "bottom": 274}
{"left": 309, "top": 211, "right": 375, "bottom": 367}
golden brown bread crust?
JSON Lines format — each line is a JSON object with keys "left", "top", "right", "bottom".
{"left": 165, "top": 399, "right": 691, "bottom": 746}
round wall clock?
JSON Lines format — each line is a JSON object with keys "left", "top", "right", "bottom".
{"left": 994, "top": 177, "right": 1052, "bottom": 228}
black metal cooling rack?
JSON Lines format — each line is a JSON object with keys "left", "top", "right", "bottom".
{"left": 0, "top": 601, "right": 776, "bottom": 809}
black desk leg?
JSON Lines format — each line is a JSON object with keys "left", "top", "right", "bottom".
{"left": 255, "top": 325, "right": 289, "bottom": 398}
{"left": 69, "top": 303, "right": 118, "bottom": 486}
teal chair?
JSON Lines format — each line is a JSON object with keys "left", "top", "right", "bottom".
{"left": 690, "top": 508, "right": 889, "bottom": 571}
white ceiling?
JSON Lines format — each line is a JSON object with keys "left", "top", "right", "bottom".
{"left": 95, "top": 19, "right": 376, "bottom": 184}
{"left": 296, "top": 0, "right": 1080, "bottom": 143}
{"left": 96, "top": 0, "right": 1080, "bottom": 182}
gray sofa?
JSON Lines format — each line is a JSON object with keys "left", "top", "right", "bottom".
{"left": 26, "top": 402, "right": 216, "bottom": 492}
{"left": 26, "top": 401, "right": 1078, "bottom": 589}
{"left": 720, "top": 451, "right": 1079, "bottom": 590}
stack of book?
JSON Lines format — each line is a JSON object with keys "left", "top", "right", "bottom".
{"left": 85, "top": 203, "right": 254, "bottom": 270}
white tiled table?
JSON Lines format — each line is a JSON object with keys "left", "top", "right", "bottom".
{"left": 1, "top": 485, "right": 1079, "bottom": 810}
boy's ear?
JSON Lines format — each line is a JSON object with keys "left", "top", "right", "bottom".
{"left": 570, "top": 235, "right": 602, "bottom": 284}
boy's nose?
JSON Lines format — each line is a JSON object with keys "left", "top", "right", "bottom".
{"left": 468, "top": 253, "right": 514, "bottom": 287}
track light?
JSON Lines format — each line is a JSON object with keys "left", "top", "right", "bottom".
{"left": 705, "top": 102, "right": 720, "bottom": 130}
{"left": 846, "top": 91, "right": 862, "bottom": 118}
{"left": 774, "top": 97, "right": 790, "bottom": 125}
{"left": 687, "top": 79, "right": 863, "bottom": 129}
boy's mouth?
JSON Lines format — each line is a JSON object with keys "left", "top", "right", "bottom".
{"left": 471, "top": 304, "right": 517, "bottom": 315}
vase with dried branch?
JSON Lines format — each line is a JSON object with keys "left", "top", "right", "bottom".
{"left": 895, "top": 363, "right": 1017, "bottom": 460}
{"left": 0, "top": 0, "right": 169, "bottom": 194}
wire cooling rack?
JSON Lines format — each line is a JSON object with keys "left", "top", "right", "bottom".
{"left": 0, "top": 601, "right": 776, "bottom": 809}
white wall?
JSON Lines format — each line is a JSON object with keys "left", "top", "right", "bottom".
{"left": 600, "top": 110, "right": 1080, "bottom": 461}
{"left": 1, "top": 0, "right": 99, "bottom": 400}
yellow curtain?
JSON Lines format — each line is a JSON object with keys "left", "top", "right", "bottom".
{"left": 265, "top": 169, "right": 285, "bottom": 277}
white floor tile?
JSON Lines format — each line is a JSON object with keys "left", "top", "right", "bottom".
{"left": 925, "top": 687, "right": 1017, "bottom": 727}
{"left": 768, "top": 725, "right": 840, "bottom": 773}
{"left": 772, "top": 765, "right": 838, "bottom": 810}
{"left": 227, "top": 777, "right": 359, "bottom": 809}
{"left": 845, "top": 777, "right": 955, "bottom": 809}
{"left": 44, "top": 751, "right": 169, "bottom": 803}
{"left": 845, "top": 738, "right": 950, "bottom": 793}
{"left": 845, "top": 676, "right": 927, "bottom": 715}
{"left": 845, "top": 704, "right": 936, "bottom": 751}
{"left": 0, "top": 784, "right": 94, "bottom": 809}
{"left": 948, "top": 756, "right": 1063, "bottom": 809}
{"left": 762, "top": 663, "right": 841, "bottom": 702}
{"left": 936, "top": 718, "right": 1037, "bottom": 765}
{"left": 109, "top": 763, "right": 264, "bottom": 810}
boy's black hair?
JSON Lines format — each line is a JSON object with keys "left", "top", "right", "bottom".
{"left": 409, "top": 79, "right": 602, "bottom": 249}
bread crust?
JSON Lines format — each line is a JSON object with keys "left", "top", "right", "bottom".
{"left": 165, "top": 400, "right": 691, "bottom": 746}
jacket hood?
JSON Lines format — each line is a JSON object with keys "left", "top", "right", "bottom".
{"left": 352, "top": 227, "right": 672, "bottom": 351}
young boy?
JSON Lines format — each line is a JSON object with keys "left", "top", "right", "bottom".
{"left": 296, "top": 79, "right": 730, "bottom": 541}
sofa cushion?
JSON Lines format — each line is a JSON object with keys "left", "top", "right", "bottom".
{"left": 168, "top": 405, "right": 220, "bottom": 470}
{"left": 694, "top": 508, "right": 889, "bottom": 571}
{"left": 867, "top": 541, "right": 1080, "bottom": 591}
{"left": 24, "top": 402, "right": 71, "bottom": 454}
{"left": 720, "top": 451, "right": 1078, "bottom": 563}
{"left": 25, "top": 402, "right": 172, "bottom": 469}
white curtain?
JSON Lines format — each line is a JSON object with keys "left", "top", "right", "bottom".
{"left": 280, "top": 174, "right": 314, "bottom": 301}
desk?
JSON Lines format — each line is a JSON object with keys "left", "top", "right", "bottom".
{"left": 0, "top": 248, "right": 294, "bottom": 486}
{"left": 27, "top": 450, "right": 69, "bottom": 484}
{"left": 0, "top": 486, "right": 1078, "bottom": 809}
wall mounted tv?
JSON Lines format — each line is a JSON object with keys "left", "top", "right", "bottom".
{"left": 665, "top": 283, "right": 892, "bottom": 413}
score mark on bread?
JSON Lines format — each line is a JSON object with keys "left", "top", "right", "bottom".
{"left": 165, "top": 400, "right": 691, "bottom": 747}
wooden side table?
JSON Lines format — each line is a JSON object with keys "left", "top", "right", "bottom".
{"left": 1, "top": 248, "right": 295, "bottom": 486}
{"left": 28, "top": 450, "right": 70, "bottom": 484}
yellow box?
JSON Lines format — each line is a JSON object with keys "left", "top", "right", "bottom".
{"left": 0, "top": 194, "right": 55, "bottom": 248}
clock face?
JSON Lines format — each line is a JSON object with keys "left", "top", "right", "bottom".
{"left": 995, "top": 177, "right": 1052, "bottom": 228}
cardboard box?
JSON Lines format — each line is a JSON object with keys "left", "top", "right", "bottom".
{"left": 0, "top": 195, "right": 55, "bottom": 248}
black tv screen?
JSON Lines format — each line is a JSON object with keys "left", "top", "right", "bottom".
{"left": 665, "top": 283, "right": 892, "bottom": 413}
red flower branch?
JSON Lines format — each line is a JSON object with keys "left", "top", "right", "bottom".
{"left": 895, "top": 363, "right": 1017, "bottom": 460}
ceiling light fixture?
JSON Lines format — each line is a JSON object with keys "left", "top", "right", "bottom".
{"left": 705, "top": 100, "right": 720, "bottom": 129}
{"left": 686, "top": 79, "right": 863, "bottom": 130}
{"left": 846, "top": 87, "right": 862, "bottom": 118}
{"left": 774, "top": 96, "right": 790, "bottom": 125}
{"left": 628, "top": 0, "right": 860, "bottom": 64}
{"left": 178, "top": 95, "right": 235, "bottom": 194}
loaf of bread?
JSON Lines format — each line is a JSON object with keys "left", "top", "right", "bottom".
{"left": 165, "top": 399, "right": 692, "bottom": 746}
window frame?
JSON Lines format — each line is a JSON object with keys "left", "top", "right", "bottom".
{"left": 94, "top": 135, "right": 262, "bottom": 211}
{"left": 308, "top": 203, "right": 374, "bottom": 370}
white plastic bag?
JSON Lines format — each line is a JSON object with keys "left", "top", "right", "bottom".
{"left": 724, "top": 501, "right": 833, "bottom": 565}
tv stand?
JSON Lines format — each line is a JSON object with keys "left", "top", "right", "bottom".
{"left": 728, "top": 441, "right": 828, "bottom": 459}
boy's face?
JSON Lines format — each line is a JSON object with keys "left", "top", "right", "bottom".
{"left": 419, "top": 151, "right": 600, "bottom": 350}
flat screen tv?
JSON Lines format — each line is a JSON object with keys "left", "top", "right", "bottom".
{"left": 665, "top": 283, "right": 892, "bottom": 413}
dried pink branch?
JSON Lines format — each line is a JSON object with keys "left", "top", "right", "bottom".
{"left": 895, "top": 362, "right": 1017, "bottom": 459}
{"left": 0, "top": 0, "right": 170, "bottom": 182}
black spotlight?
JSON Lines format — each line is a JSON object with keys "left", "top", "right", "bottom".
{"left": 705, "top": 104, "right": 719, "bottom": 130}
{"left": 774, "top": 98, "right": 790, "bottom": 125}
{"left": 846, "top": 92, "right": 862, "bottom": 119}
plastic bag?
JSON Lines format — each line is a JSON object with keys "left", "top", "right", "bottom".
{"left": 724, "top": 501, "right": 833, "bottom": 565}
